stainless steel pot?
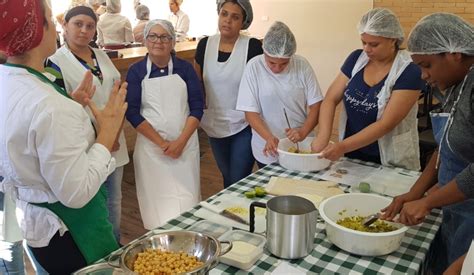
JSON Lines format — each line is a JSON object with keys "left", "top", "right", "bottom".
{"left": 108, "top": 230, "right": 232, "bottom": 274}
{"left": 250, "top": 195, "right": 317, "bottom": 259}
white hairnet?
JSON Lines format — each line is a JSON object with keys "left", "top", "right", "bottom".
{"left": 263, "top": 21, "right": 296, "bottom": 58}
{"left": 358, "top": 8, "right": 404, "bottom": 45}
{"left": 106, "top": 0, "right": 121, "bottom": 13}
{"left": 217, "top": 0, "right": 253, "bottom": 30}
{"left": 144, "top": 19, "right": 176, "bottom": 45}
{"left": 135, "top": 5, "right": 149, "bottom": 20}
{"left": 408, "top": 13, "right": 474, "bottom": 56}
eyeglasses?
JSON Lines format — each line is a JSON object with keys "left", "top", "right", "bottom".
{"left": 146, "top": 34, "right": 173, "bottom": 43}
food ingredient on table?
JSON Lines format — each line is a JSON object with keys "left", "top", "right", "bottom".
{"left": 244, "top": 190, "right": 256, "bottom": 198}
{"left": 225, "top": 206, "right": 248, "bottom": 215}
{"left": 266, "top": 177, "right": 343, "bottom": 198}
{"left": 244, "top": 186, "right": 267, "bottom": 198}
{"left": 230, "top": 241, "right": 258, "bottom": 255}
{"left": 336, "top": 215, "right": 397, "bottom": 233}
{"left": 254, "top": 186, "right": 266, "bottom": 197}
{"left": 225, "top": 206, "right": 265, "bottom": 215}
{"left": 133, "top": 248, "right": 203, "bottom": 274}
{"left": 288, "top": 146, "right": 312, "bottom": 154}
{"left": 358, "top": 182, "right": 371, "bottom": 193}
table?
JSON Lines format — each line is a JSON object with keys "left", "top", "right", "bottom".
{"left": 151, "top": 162, "right": 442, "bottom": 274}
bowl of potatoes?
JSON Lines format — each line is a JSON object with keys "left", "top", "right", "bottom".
{"left": 111, "top": 230, "right": 232, "bottom": 274}
{"left": 277, "top": 137, "right": 331, "bottom": 172}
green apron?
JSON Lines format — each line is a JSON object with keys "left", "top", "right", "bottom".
{"left": 3, "top": 63, "right": 119, "bottom": 264}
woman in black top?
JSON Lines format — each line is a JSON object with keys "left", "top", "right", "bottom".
{"left": 194, "top": 0, "right": 262, "bottom": 188}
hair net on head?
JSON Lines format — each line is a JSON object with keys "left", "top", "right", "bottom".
{"left": 173, "top": 0, "right": 183, "bottom": 6}
{"left": 408, "top": 13, "right": 474, "bottom": 56}
{"left": 144, "top": 19, "right": 176, "bottom": 43}
{"left": 136, "top": 5, "right": 150, "bottom": 20}
{"left": 65, "top": 5, "right": 98, "bottom": 23}
{"left": 106, "top": 0, "right": 121, "bottom": 13}
{"left": 87, "top": 0, "right": 105, "bottom": 6}
{"left": 86, "top": 0, "right": 99, "bottom": 6}
{"left": 217, "top": 0, "right": 253, "bottom": 30}
{"left": 358, "top": 8, "right": 404, "bottom": 45}
{"left": 263, "top": 21, "right": 296, "bottom": 58}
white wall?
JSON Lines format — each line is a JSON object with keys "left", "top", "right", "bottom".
{"left": 51, "top": 0, "right": 373, "bottom": 92}
{"left": 248, "top": 0, "right": 372, "bottom": 93}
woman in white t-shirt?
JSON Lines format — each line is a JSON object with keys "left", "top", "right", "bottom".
{"left": 236, "top": 21, "right": 323, "bottom": 167}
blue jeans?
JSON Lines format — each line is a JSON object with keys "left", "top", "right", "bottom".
{"left": 0, "top": 240, "right": 24, "bottom": 274}
{"left": 208, "top": 126, "right": 255, "bottom": 188}
{"left": 104, "top": 166, "right": 124, "bottom": 243}
{"left": 23, "top": 241, "right": 48, "bottom": 275}
{"left": 0, "top": 189, "right": 48, "bottom": 275}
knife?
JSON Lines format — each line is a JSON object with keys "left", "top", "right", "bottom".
{"left": 199, "top": 201, "right": 250, "bottom": 225}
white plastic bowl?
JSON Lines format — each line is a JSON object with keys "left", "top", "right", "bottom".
{"left": 319, "top": 193, "right": 408, "bottom": 256}
{"left": 277, "top": 137, "right": 330, "bottom": 172}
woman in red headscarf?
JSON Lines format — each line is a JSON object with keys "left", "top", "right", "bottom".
{"left": 0, "top": 0, "right": 127, "bottom": 273}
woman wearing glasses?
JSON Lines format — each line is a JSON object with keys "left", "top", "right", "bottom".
{"left": 125, "top": 20, "right": 204, "bottom": 229}
{"left": 45, "top": 5, "right": 129, "bottom": 244}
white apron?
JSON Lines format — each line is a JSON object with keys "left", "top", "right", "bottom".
{"left": 201, "top": 34, "right": 250, "bottom": 138}
{"left": 338, "top": 50, "right": 420, "bottom": 170}
{"left": 134, "top": 57, "right": 200, "bottom": 229}
{"left": 47, "top": 45, "right": 129, "bottom": 167}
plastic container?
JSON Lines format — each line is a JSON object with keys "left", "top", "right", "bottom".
{"left": 277, "top": 137, "right": 331, "bottom": 172}
{"left": 319, "top": 193, "right": 408, "bottom": 256}
{"left": 188, "top": 220, "right": 231, "bottom": 239}
{"left": 218, "top": 230, "right": 266, "bottom": 270}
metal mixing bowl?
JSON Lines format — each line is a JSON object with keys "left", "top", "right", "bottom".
{"left": 110, "top": 230, "right": 232, "bottom": 274}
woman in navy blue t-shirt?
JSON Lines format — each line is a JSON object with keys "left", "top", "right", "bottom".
{"left": 312, "top": 8, "right": 424, "bottom": 171}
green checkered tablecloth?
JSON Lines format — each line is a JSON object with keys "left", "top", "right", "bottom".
{"left": 155, "top": 162, "right": 442, "bottom": 274}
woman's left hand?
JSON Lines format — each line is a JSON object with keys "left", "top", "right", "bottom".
{"left": 164, "top": 139, "right": 186, "bottom": 159}
{"left": 398, "top": 198, "right": 431, "bottom": 225}
{"left": 72, "top": 71, "right": 96, "bottom": 106}
{"left": 321, "top": 142, "right": 345, "bottom": 161}
{"left": 285, "top": 127, "right": 304, "bottom": 143}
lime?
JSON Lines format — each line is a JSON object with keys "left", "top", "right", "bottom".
{"left": 254, "top": 187, "right": 267, "bottom": 197}
{"left": 244, "top": 190, "right": 256, "bottom": 198}
{"left": 358, "top": 182, "right": 371, "bottom": 193}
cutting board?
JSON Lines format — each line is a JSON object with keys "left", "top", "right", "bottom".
{"left": 357, "top": 168, "right": 419, "bottom": 197}
{"left": 266, "top": 177, "right": 344, "bottom": 207}
{"left": 194, "top": 194, "right": 266, "bottom": 233}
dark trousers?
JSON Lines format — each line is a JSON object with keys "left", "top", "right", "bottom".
{"left": 256, "top": 160, "right": 266, "bottom": 169}
{"left": 208, "top": 126, "right": 255, "bottom": 188}
{"left": 29, "top": 231, "right": 86, "bottom": 275}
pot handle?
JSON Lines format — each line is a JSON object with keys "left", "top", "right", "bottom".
{"left": 218, "top": 240, "right": 233, "bottom": 256}
{"left": 249, "top": 201, "right": 267, "bottom": 233}
{"left": 107, "top": 249, "right": 123, "bottom": 268}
